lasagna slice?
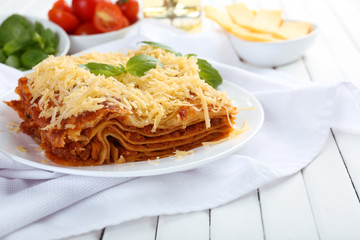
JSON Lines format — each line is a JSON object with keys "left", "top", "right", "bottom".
{"left": 5, "top": 45, "right": 238, "bottom": 166}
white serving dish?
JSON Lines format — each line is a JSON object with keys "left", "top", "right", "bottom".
{"left": 229, "top": 22, "right": 319, "bottom": 67}
{"left": 69, "top": 20, "right": 140, "bottom": 54}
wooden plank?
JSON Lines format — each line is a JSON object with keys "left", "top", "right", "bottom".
{"left": 327, "top": 0, "right": 360, "bottom": 52}
{"left": 302, "top": 0, "right": 360, "bottom": 85}
{"left": 259, "top": 173, "right": 319, "bottom": 240}
{"left": 61, "top": 230, "right": 103, "bottom": 240}
{"left": 302, "top": 134, "right": 360, "bottom": 239}
{"left": 276, "top": 59, "right": 312, "bottom": 82}
{"left": 331, "top": 130, "right": 360, "bottom": 197}
{"left": 156, "top": 211, "right": 209, "bottom": 240}
{"left": 280, "top": 0, "right": 346, "bottom": 85}
{"left": 211, "top": 191, "right": 264, "bottom": 240}
{"left": 102, "top": 217, "right": 158, "bottom": 240}
{"left": 347, "top": 0, "right": 360, "bottom": 12}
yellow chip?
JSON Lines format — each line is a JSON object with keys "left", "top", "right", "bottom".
{"left": 275, "top": 21, "right": 312, "bottom": 39}
{"left": 251, "top": 9, "right": 283, "bottom": 33}
{"left": 230, "top": 24, "right": 279, "bottom": 42}
{"left": 226, "top": 3, "right": 255, "bottom": 28}
{"left": 204, "top": 6, "right": 234, "bottom": 32}
{"left": 204, "top": 6, "right": 279, "bottom": 42}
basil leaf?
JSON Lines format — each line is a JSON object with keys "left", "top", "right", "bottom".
{"left": 185, "top": 53, "right": 197, "bottom": 58}
{"left": 126, "top": 54, "right": 163, "bottom": 77}
{"left": 79, "top": 62, "right": 126, "bottom": 76}
{"left": 140, "top": 41, "right": 182, "bottom": 56}
{"left": 197, "top": 58, "right": 223, "bottom": 88}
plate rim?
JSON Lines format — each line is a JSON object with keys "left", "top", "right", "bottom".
{"left": 0, "top": 80, "right": 264, "bottom": 177}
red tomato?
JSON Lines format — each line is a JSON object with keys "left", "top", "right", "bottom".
{"left": 74, "top": 22, "right": 100, "bottom": 35}
{"left": 117, "top": 0, "right": 139, "bottom": 24}
{"left": 123, "top": 16, "right": 130, "bottom": 27}
{"left": 72, "top": 0, "right": 107, "bottom": 23}
{"left": 48, "top": 8, "right": 79, "bottom": 33}
{"left": 52, "top": 0, "right": 72, "bottom": 13}
{"left": 93, "top": 1, "right": 125, "bottom": 33}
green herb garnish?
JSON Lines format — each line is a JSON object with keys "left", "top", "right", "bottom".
{"left": 140, "top": 41, "right": 182, "bottom": 56}
{"left": 185, "top": 53, "right": 197, "bottom": 58}
{"left": 80, "top": 54, "right": 163, "bottom": 77}
{"left": 197, "top": 58, "right": 223, "bottom": 88}
{"left": 79, "top": 62, "right": 126, "bottom": 76}
{"left": 126, "top": 54, "right": 163, "bottom": 76}
{"left": 80, "top": 42, "right": 222, "bottom": 88}
{"left": 140, "top": 41, "right": 222, "bottom": 88}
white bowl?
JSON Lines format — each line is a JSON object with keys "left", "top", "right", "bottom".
{"left": 229, "top": 22, "right": 319, "bottom": 67}
{"left": 0, "top": 14, "right": 70, "bottom": 57}
{"left": 69, "top": 20, "right": 140, "bottom": 54}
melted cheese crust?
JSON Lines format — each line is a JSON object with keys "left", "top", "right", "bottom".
{"left": 26, "top": 46, "right": 235, "bottom": 132}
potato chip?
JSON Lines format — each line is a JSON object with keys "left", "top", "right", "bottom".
{"left": 205, "top": 4, "right": 311, "bottom": 42}
{"left": 251, "top": 10, "right": 283, "bottom": 33}
{"left": 226, "top": 3, "right": 255, "bottom": 28}
{"left": 204, "top": 6, "right": 279, "bottom": 42}
{"left": 204, "top": 6, "right": 234, "bottom": 32}
{"left": 275, "top": 21, "right": 312, "bottom": 39}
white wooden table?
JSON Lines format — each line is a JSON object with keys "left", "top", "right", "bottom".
{"left": 2, "top": 0, "right": 360, "bottom": 239}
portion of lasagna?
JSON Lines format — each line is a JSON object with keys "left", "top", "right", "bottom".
{"left": 5, "top": 45, "right": 238, "bottom": 166}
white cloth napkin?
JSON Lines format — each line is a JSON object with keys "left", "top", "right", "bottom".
{"left": 1, "top": 19, "right": 360, "bottom": 240}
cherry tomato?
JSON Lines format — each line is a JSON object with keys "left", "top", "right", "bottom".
{"left": 72, "top": 0, "right": 107, "bottom": 23}
{"left": 117, "top": 0, "right": 139, "bottom": 24}
{"left": 52, "top": 0, "right": 72, "bottom": 13}
{"left": 48, "top": 8, "right": 79, "bottom": 34}
{"left": 123, "top": 16, "right": 130, "bottom": 27}
{"left": 74, "top": 22, "right": 100, "bottom": 35}
{"left": 93, "top": 1, "right": 125, "bottom": 33}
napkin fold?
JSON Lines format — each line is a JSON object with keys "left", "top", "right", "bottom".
{"left": 1, "top": 20, "right": 360, "bottom": 240}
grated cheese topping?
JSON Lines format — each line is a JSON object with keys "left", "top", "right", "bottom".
{"left": 26, "top": 45, "right": 233, "bottom": 131}
{"left": 7, "top": 121, "right": 20, "bottom": 133}
{"left": 174, "top": 150, "right": 195, "bottom": 159}
{"left": 147, "top": 159, "right": 160, "bottom": 165}
{"left": 16, "top": 145, "right": 28, "bottom": 153}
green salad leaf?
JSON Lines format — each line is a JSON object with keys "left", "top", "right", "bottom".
{"left": 140, "top": 41, "right": 182, "bottom": 56}
{"left": 197, "top": 58, "right": 223, "bottom": 88}
{"left": 126, "top": 54, "right": 163, "bottom": 77}
{"left": 3, "top": 38, "right": 35, "bottom": 55}
{"left": 0, "top": 14, "right": 33, "bottom": 47}
{"left": 5, "top": 55, "right": 21, "bottom": 69}
{"left": 21, "top": 49, "right": 49, "bottom": 69}
{"left": 0, "top": 14, "right": 59, "bottom": 70}
{"left": 79, "top": 62, "right": 126, "bottom": 77}
{"left": 0, "top": 49, "right": 6, "bottom": 63}
{"left": 41, "top": 28, "right": 58, "bottom": 55}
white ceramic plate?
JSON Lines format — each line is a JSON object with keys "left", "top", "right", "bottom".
{"left": 0, "top": 81, "right": 264, "bottom": 177}
{"left": 228, "top": 21, "right": 319, "bottom": 67}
